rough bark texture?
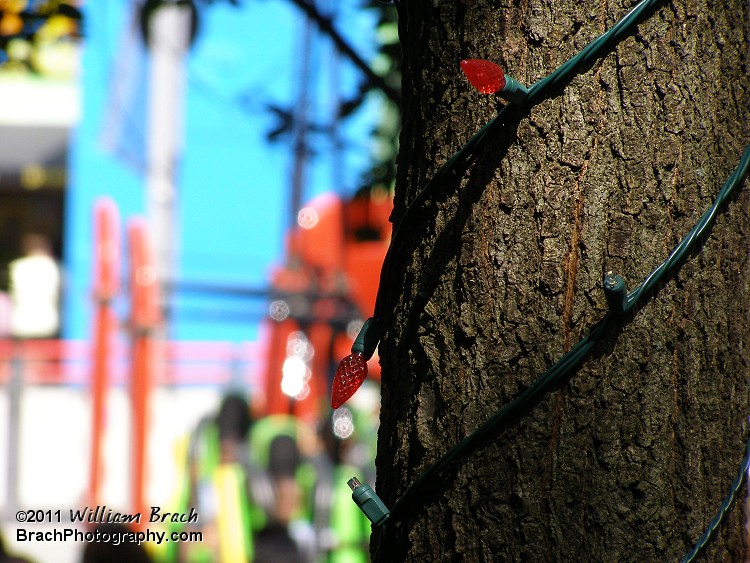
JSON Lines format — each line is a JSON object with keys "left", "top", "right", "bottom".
{"left": 373, "top": 1, "right": 750, "bottom": 561}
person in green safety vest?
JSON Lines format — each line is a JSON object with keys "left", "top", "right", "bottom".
{"left": 248, "top": 414, "right": 314, "bottom": 562}
{"left": 158, "top": 393, "right": 271, "bottom": 563}
{"left": 308, "top": 407, "right": 372, "bottom": 563}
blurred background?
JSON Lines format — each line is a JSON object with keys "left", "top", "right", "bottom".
{"left": 0, "top": 0, "right": 400, "bottom": 561}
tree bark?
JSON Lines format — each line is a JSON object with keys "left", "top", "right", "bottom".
{"left": 373, "top": 1, "right": 750, "bottom": 561}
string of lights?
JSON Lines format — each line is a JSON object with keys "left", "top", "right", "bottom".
{"left": 332, "top": 0, "right": 750, "bottom": 558}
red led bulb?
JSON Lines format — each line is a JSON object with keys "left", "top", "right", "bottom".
{"left": 460, "top": 59, "right": 506, "bottom": 95}
{"left": 331, "top": 352, "right": 368, "bottom": 409}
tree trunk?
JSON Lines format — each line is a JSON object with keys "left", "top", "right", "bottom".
{"left": 372, "top": 1, "right": 750, "bottom": 561}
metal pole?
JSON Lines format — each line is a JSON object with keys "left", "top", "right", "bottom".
{"left": 6, "top": 341, "right": 22, "bottom": 516}
{"left": 145, "top": 2, "right": 191, "bottom": 319}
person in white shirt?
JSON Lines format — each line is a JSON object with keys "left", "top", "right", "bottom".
{"left": 8, "top": 234, "right": 61, "bottom": 339}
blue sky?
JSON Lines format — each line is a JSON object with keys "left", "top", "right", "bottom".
{"left": 64, "top": 0, "right": 383, "bottom": 341}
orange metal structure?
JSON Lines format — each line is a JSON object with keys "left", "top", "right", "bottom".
{"left": 127, "top": 218, "right": 162, "bottom": 525}
{"left": 260, "top": 190, "right": 391, "bottom": 422}
{"left": 88, "top": 197, "right": 120, "bottom": 507}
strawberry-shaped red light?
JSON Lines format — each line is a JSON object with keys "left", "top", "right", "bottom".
{"left": 460, "top": 59, "right": 506, "bottom": 95}
{"left": 331, "top": 352, "right": 368, "bottom": 409}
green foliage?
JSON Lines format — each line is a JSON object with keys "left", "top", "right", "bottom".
{"left": 357, "top": 0, "right": 401, "bottom": 195}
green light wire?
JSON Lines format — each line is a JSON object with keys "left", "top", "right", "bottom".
{"left": 384, "top": 144, "right": 750, "bottom": 534}
{"left": 525, "top": 0, "right": 662, "bottom": 104}
{"left": 682, "top": 436, "right": 750, "bottom": 563}
{"left": 386, "top": 315, "right": 613, "bottom": 523}
{"left": 625, "top": 145, "right": 750, "bottom": 311}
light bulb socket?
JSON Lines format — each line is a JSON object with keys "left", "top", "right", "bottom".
{"left": 348, "top": 477, "right": 390, "bottom": 527}
{"left": 500, "top": 75, "right": 529, "bottom": 105}
{"left": 603, "top": 272, "right": 627, "bottom": 315}
{"left": 352, "top": 317, "right": 379, "bottom": 360}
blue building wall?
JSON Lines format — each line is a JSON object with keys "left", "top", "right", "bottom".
{"left": 64, "top": 1, "right": 379, "bottom": 342}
